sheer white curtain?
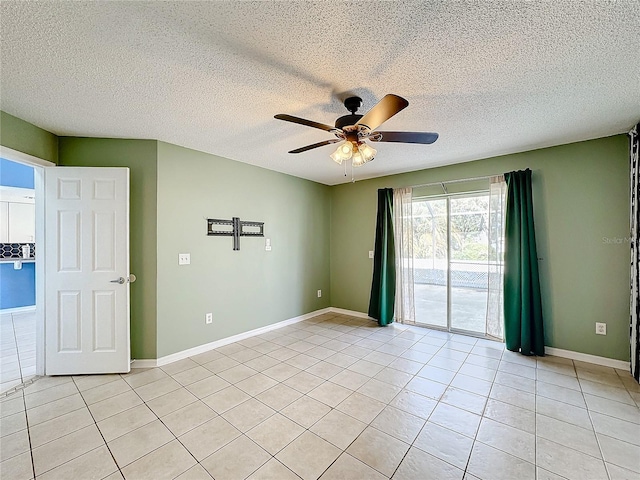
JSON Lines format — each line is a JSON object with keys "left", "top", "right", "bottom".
{"left": 394, "top": 187, "right": 415, "bottom": 324}
{"left": 486, "top": 176, "right": 506, "bottom": 339}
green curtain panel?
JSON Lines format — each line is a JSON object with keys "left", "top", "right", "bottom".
{"left": 504, "top": 169, "right": 545, "bottom": 355}
{"left": 368, "top": 188, "right": 396, "bottom": 326}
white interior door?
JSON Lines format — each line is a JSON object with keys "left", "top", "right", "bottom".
{"left": 44, "top": 167, "right": 130, "bottom": 374}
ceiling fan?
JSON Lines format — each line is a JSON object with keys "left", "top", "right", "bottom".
{"left": 274, "top": 94, "right": 438, "bottom": 167}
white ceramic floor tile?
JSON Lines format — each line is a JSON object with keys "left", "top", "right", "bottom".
{"left": 477, "top": 417, "right": 535, "bottom": 463}
{"left": 161, "top": 400, "right": 217, "bottom": 437}
{"left": 37, "top": 445, "right": 117, "bottom": 480}
{"left": 307, "top": 381, "right": 352, "bottom": 407}
{"left": 310, "top": 408, "right": 367, "bottom": 450}
{"left": 441, "top": 387, "right": 487, "bottom": 415}
{"left": 179, "top": 416, "right": 241, "bottom": 461}
{"left": 32, "top": 424, "right": 104, "bottom": 476}
{"left": 413, "top": 422, "right": 473, "bottom": 470}
{"left": 276, "top": 431, "right": 341, "bottom": 480}
{"left": 246, "top": 413, "right": 305, "bottom": 455}
{"left": 121, "top": 440, "right": 197, "bottom": 480}
{"left": 97, "top": 404, "right": 156, "bottom": 442}
{"left": 281, "top": 395, "right": 331, "bottom": 428}
{"left": 597, "top": 434, "right": 640, "bottom": 474}
{"left": 29, "top": 407, "right": 94, "bottom": 448}
{"left": 590, "top": 411, "right": 640, "bottom": 445}
{"left": 221, "top": 397, "right": 275, "bottom": 432}
{"left": 346, "top": 426, "right": 409, "bottom": 477}
{"left": 535, "top": 414, "right": 601, "bottom": 458}
{"left": 107, "top": 420, "right": 173, "bottom": 468}
{"left": 428, "top": 402, "right": 481, "bottom": 438}
{"left": 320, "top": 452, "right": 387, "bottom": 480}
{"left": 336, "top": 391, "right": 386, "bottom": 424}
{"left": 467, "top": 442, "right": 535, "bottom": 480}
{"left": 389, "top": 389, "right": 438, "bottom": 419}
{"left": 584, "top": 393, "right": 640, "bottom": 424}
{"left": 536, "top": 437, "right": 608, "bottom": 480}
{"left": 393, "top": 446, "right": 465, "bottom": 479}
{"left": 370, "top": 405, "right": 425, "bottom": 443}
{"left": 247, "top": 458, "right": 301, "bottom": 480}
{"left": 255, "top": 383, "right": 302, "bottom": 411}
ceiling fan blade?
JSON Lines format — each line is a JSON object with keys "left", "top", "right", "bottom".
{"left": 274, "top": 114, "right": 337, "bottom": 132}
{"left": 289, "top": 139, "right": 340, "bottom": 154}
{"left": 370, "top": 131, "right": 439, "bottom": 144}
{"left": 355, "top": 94, "right": 409, "bottom": 131}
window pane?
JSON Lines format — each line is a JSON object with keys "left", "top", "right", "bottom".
{"left": 413, "top": 198, "right": 448, "bottom": 328}
{"left": 450, "top": 195, "right": 489, "bottom": 333}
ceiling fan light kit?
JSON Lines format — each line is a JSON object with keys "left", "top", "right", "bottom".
{"left": 275, "top": 94, "right": 439, "bottom": 169}
{"left": 330, "top": 140, "right": 377, "bottom": 166}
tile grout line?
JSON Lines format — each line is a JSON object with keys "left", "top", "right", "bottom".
{"left": 70, "top": 375, "right": 124, "bottom": 480}
{"left": 20, "top": 389, "right": 37, "bottom": 480}
{"left": 579, "top": 372, "right": 614, "bottom": 480}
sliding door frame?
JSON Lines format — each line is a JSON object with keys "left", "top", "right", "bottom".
{"left": 413, "top": 189, "right": 492, "bottom": 338}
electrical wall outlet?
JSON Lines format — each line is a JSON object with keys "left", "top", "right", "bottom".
{"left": 317, "top": 290, "right": 322, "bottom": 298}
{"left": 178, "top": 253, "right": 190, "bottom": 265}
{"left": 369, "top": 250, "right": 374, "bottom": 259}
{"left": 265, "top": 238, "right": 272, "bottom": 251}
{"left": 205, "top": 313, "right": 213, "bottom": 324}
{"left": 595, "top": 322, "right": 606, "bottom": 335}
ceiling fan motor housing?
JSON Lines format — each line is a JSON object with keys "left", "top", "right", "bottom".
{"left": 335, "top": 114, "right": 363, "bottom": 129}
{"left": 334, "top": 96, "right": 364, "bottom": 129}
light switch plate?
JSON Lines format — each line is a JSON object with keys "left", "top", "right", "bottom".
{"left": 178, "top": 253, "right": 190, "bottom": 265}
{"left": 369, "top": 251, "right": 374, "bottom": 259}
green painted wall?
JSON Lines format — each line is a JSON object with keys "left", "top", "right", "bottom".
{"left": 331, "top": 135, "right": 630, "bottom": 361}
{"left": 156, "top": 142, "right": 331, "bottom": 357}
{"left": 58, "top": 138, "right": 158, "bottom": 359}
{"left": 2, "top": 109, "right": 631, "bottom": 362}
{"left": 0, "top": 111, "right": 59, "bottom": 163}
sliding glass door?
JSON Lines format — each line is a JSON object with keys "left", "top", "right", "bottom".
{"left": 413, "top": 192, "right": 493, "bottom": 336}
{"left": 413, "top": 198, "right": 448, "bottom": 328}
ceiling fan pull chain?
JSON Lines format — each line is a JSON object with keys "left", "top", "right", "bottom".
{"left": 344, "top": 160, "right": 347, "bottom": 177}
{"left": 351, "top": 160, "right": 355, "bottom": 183}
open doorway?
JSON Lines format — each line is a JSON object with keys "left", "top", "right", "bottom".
{"left": 0, "top": 147, "right": 53, "bottom": 392}
{"left": 0, "top": 158, "right": 36, "bottom": 391}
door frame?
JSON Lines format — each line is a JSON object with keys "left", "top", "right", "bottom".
{"left": 0, "top": 146, "right": 55, "bottom": 376}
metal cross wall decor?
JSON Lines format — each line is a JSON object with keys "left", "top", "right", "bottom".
{"left": 207, "top": 217, "right": 264, "bottom": 250}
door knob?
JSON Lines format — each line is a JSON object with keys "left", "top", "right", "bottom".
{"left": 128, "top": 274, "right": 137, "bottom": 284}
{"left": 110, "top": 277, "right": 125, "bottom": 284}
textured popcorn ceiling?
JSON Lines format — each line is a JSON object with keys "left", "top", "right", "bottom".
{"left": 1, "top": 1, "right": 639, "bottom": 185}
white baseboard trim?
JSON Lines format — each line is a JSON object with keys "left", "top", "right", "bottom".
{"left": 546, "top": 347, "right": 630, "bottom": 370}
{"left": 327, "top": 307, "right": 374, "bottom": 320}
{"left": 0, "top": 305, "right": 36, "bottom": 314}
{"left": 130, "top": 359, "right": 158, "bottom": 369}
{"left": 132, "top": 307, "right": 333, "bottom": 368}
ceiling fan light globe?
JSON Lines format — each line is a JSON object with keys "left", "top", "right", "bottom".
{"left": 330, "top": 150, "right": 344, "bottom": 165}
{"left": 358, "top": 143, "right": 377, "bottom": 162}
{"left": 352, "top": 151, "right": 366, "bottom": 167}
{"left": 330, "top": 142, "right": 353, "bottom": 164}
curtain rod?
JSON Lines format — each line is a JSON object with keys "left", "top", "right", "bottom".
{"left": 410, "top": 174, "right": 501, "bottom": 190}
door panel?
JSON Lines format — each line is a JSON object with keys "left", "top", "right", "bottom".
{"left": 449, "top": 195, "right": 489, "bottom": 334}
{"left": 45, "top": 167, "right": 130, "bottom": 375}
{"left": 413, "top": 193, "right": 491, "bottom": 335}
{"left": 413, "top": 198, "right": 448, "bottom": 328}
